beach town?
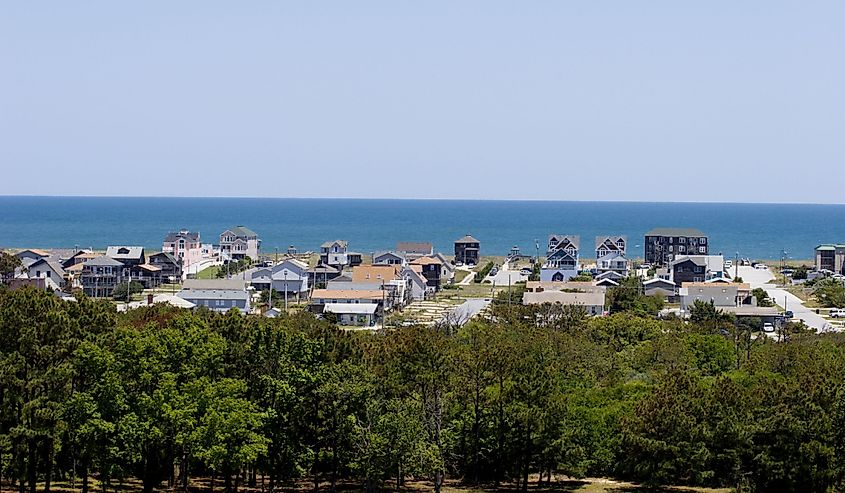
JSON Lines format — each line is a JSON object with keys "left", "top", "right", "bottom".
{"left": 3, "top": 226, "right": 844, "bottom": 334}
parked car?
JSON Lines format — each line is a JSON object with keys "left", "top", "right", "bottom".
{"left": 762, "top": 323, "right": 775, "bottom": 333}
{"left": 755, "top": 264, "right": 768, "bottom": 270}
{"left": 830, "top": 308, "right": 845, "bottom": 318}
{"left": 782, "top": 310, "right": 794, "bottom": 319}
{"left": 724, "top": 260, "right": 733, "bottom": 269}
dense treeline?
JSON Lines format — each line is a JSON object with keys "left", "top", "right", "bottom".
{"left": 3, "top": 286, "right": 845, "bottom": 493}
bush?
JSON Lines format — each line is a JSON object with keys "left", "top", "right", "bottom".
{"left": 112, "top": 281, "right": 144, "bottom": 300}
{"left": 474, "top": 261, "right": 495, "bottom": 283}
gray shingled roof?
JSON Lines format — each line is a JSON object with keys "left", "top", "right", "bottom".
{"left": 645, "top": 228, "right": 706, "bottom": 237}
{"left": 396, "top": 242, "right": 433, "bottom": 253}
{"left": 106, "top": 246, "right": 145, "bottom": 260}
{"left": 164, "top": 230, "right": 200, "bottom": 242}
{"left": 84, "top": 256, "right": 124, "bottom": 267}
{"left": 227, "top": 226, "right": 257, "bottom": 238}
{"left": 455, "top": 234, "right": 479, "bottom": 244}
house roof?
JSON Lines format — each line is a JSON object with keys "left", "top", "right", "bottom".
{"left": 177, "top": 289, "right": 249, "bottom": 301}
{"left": 595, "top": 236, "right": 627, "bottom": 249}
{"left": 164, "top": 230, "right": 200, "bottom": 242}
{"left": 150, "top": 251, "right": 180, "bottom": 263}
{"left": 321, "top": 240, "right": 348, "bottom": 249}
{"left": 84, "top": 256, "right": 124, "bottom": 267}
{"left": 410, "top": 256, "right": 443, "bottom": 266}
{"left": 396, "top": 242, "right": 433, "bottom": 254}
{"left": 523, "top": 291, "right": 606, "bottom": 306}
{"left": 644, "top": 278, "right": 676, "bottom": 287}
{"left": 16, "top": 249, "right": 51, "bottom": 258}
{"left": 401, "top": 266, "right": 428, "bottom": 285}
{"left": 324, "top": 303, "right": 379, "bottom": 315}
{"left": 720, "top": 306, "right": 780, "bottom": 317}
{"left": 182, "top": 279, "right": 249, "bottom": 291}
{"left": 311, "top": 289, "right": 386, "bottom": 300}
{"left": 816, "top": 244, "right": 845, "bottom": 251}
{"left": 682, "top": 282, "right": 750, "bottom": 290}
{"left": 136, "top": 263, "right": 162, "bottom": 272}
{"left": 352, "top": 265, "right": 401, "bottom": 283}
{"left": 279, "top": 258, "right": 308, "bottom": 270}
{"left": 645, "top": 228, "right": 706, "bottom": 237}
{"left": 309, "top": 264, "right": 341, "bottom": 274}
{"left": 548, "top": 235, "right": 580, "bottom": 250}
{"left": 455, "top": 234, "right": 479, "bottom": 244}
{"left": 106, "top": 246, "right": 145, "bottom": 260}
{"left": 224, "top": 226, "right": 257, "bottom": 238}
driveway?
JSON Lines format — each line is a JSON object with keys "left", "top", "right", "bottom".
{"left": 444, "top": 298, "right": 491, "bottom": 326}
{"left": 487, "top": 259, "right": 528, "bottom": 286}
{"left": 737, "top": 265, "right": 829, "bottom": 331}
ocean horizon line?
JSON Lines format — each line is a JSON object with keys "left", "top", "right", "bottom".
{"left": 1, "top": 194, "right": 844, "bottom": 207}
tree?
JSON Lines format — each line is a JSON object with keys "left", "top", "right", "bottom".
{"left": 0, "top": 252, "right": 21, "bottom": 283}
{"left": 606, "top": 276, "right": 665, "bottom": 316}
{"left": 112, "top": 281, "right": 144, "bottom": 301}
{"left": 813, "top": 278, "right": 845, "bottom": 308}
{"left": 752, "top": 288, "right": 774, "bottom": 307}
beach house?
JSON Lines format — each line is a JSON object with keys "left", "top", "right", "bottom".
{"left": 454, "top": 234, "right": 480, "bottom": 265}
{"left": 81, "top": 256, "right": 125, "bottom": 297}
{"left": 644, "top": 228, "right": 708, "bottom": 266}
{"left": 178, "top": 279, "right": 252, "bottom": 313}
{"left": 162, "top": 230, "right": 203, "bottom": 271}
{"left": 541, "top": 235, "right": 580, "bottom": 282}
{"left": 595, "top": 235, "right": 629, "bottom": 277}
{"left": 219, "top": 226, "right": 261, "bottom": 261}
{"left": 815, "top": 244, "right": 845, "bottom": 274}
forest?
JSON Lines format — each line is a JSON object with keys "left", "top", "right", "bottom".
{"left": 2, "top": 284, "right": 845, "bottom": 493}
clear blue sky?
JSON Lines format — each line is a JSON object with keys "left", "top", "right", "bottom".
{"left": 2, "top": 2, "right": 843, "bottom": 203}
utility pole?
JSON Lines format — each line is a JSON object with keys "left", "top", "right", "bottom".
{"left": 735, "top": 252, "right": 739, "bottom": 280}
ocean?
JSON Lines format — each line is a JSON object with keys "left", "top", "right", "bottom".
{"left": 1, "top": 196, "right": 842, "bottom": 260}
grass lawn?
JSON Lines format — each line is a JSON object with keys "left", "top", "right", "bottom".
{"left": 454, "top": 270, "right": 471, "bottom": 283}
{"left": 196, "top": 265, "right": 221, "bottom": 279}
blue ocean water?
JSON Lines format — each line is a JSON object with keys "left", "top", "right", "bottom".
{"left": 1, "top": 196, "right": 842, "bottom": 260}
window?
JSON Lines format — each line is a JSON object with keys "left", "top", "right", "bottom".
{"left": 699, "top": 246, "right": 706, "bottom": 253}
{"left": 679, "top": 237, "right": 686, "bottom": 244}
{"left": 700, "top": 238, "right": 707, "bottom": 244}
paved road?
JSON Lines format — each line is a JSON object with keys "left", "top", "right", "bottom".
{"left": 737, "top": 265, "right": 830, "bottom": 331}
{"left": 488, "top": 258, "right": 528, "bottom": 286}
{"left": 457, "top": 266, "right": 476, "bottom": 285}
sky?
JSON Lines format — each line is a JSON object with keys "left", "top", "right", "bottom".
{"left": 1, "top": 2, "right": 843, "bottom": 203}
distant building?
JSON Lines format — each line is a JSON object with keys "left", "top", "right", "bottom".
{"left": 24, "top": 258, "right": 66, "bottom": 289}
{"left": 410, "top": 256, "right": 443, "bottom": 291}
{"left": 162, "top": 230, "right": 203, "bottom": 271}
{"left": 220, "top": 226, "right": 260, "bottom": 261}
{"left": 815, "top": 244, "right": 845, "bottom": 274}
{"left": 319, "top": 240, "right": 362, "bottom": 268}
{"left": 250, "top": 259, "right": 309, "bottom": 298}
{"left": 15, "top": 249, "right": 51, "bottom": 267}
{"left": 644, "top": 228, "right": 708, "bottom": 266}
{"left": 522, "top": 290, "right": 606, "bottom": 316}
{"left": 374, "top": 251, "right": 405, "bottom": 266}
{"left": 106, "top": 246, "right": 145, "bottom": 269}
{"left": 178, "top": 279, "right": 252, "bottom": 313}
{"left": 595, "top": 236, "right": 629, "bottom": 277}
{"left": 81, "top": 256, "right": 125, "bottom": 298}
{"left": 396, "top": 242, "right": 433, "bottom": 260}
{"left": 454, "top": 234, "right": 480, "bottom": 265}
{"left": 541, "top": 235, "right": 580, "bottom": 282}
{"left": 679, "top": 282, "right": 751, "bottom": 311}
{"left": 669, "top": 255, "right": 726, "bottom": 284}
{"left": 148, "top": 252, "right": 183, "bottom": 282}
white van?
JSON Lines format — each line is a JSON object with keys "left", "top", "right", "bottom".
{"left": 830, "top": 308, "right": 845, "bottom": 319}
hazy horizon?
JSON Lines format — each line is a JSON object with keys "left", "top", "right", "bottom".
{"left": 2, "top": 2, "right": 843, "bottom": 203}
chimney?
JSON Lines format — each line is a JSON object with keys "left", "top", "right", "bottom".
{"left": 147, "top": 294, "right": 154, "bottom": 305}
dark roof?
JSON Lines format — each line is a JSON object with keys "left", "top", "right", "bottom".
{"left": 150, "top": 251, "right": 180, "bottom": 263}
{"left": 455, "top": 234, "right": 479, "bottom": 244}
{"left": 645, "top": 228, "right": 706, "bottom": 237}
{"left": 84, "top": 256, "right": 124, "bottom": 267}
{"left": 164, "top": 230, "right": 200, "bottom": 242}
{"left": 396, "top": 242, "right": 433, "bottom": 253}
{"left": 106, "top": 246, "right": 145, "bottom": 260}
{"left": 28, "top": 258, "right": 67, "bottom": 277}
